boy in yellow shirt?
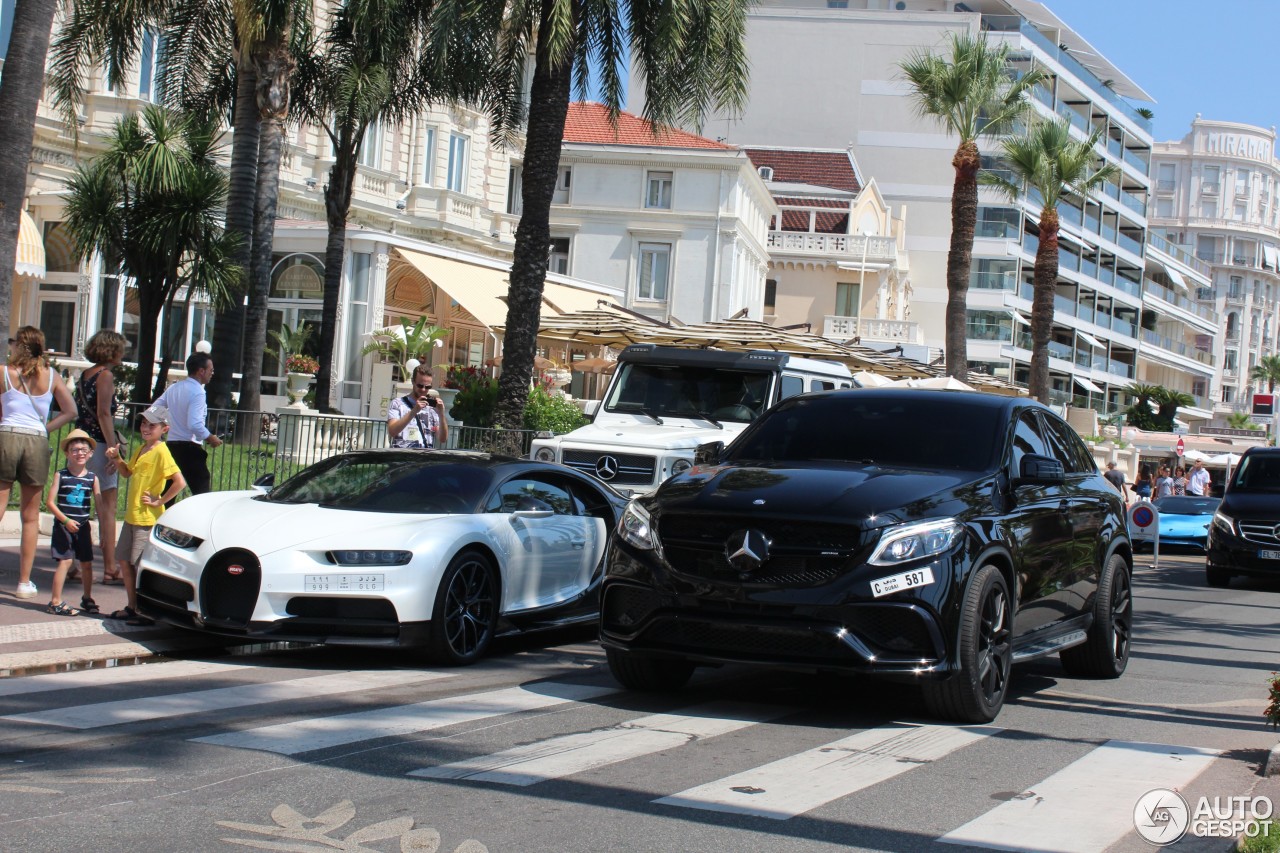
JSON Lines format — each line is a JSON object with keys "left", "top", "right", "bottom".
{"left": 104, "top": 404, "right": 185, "bottom": 624}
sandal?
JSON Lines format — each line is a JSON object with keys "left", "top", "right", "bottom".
{"left": 46, "top": 601, "right": 80, "bottom": 616}
{"left": 126, "top": 614, "right": 155, "bottom": 626}
{"left": 80, "top": 597, "right": 100, "bottom": 615}
{"left": 101, "top": 575, "right": 124, "bottom": 586}
{"left": 108, "top": 606, "right": 137, "bottom": 621}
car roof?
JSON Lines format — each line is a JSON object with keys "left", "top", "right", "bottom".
{"left": 813, "top": 387, "right": 1030, "bottom": 414}
{"left": 334, "top": 449, "right": 529, "bottom": 470}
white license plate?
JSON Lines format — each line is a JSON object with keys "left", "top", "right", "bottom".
{"left": 303, "top": 574, "right": 385, "bottom": 592}
{"left": 1259, "top": 550, "right": 1280, "bottom": 560}
{"left": 870, "top": 567, "right": 935, "bottom": 598}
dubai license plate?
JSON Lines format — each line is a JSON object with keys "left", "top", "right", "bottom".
{"left": 1258, "top": 550, "right": 1280, "bottom": 560}
{"left": 303, "top": 574, "right": 385, "bottom": 592}
{"left": 870, "top": 567, "right": 935, "bottom": 598}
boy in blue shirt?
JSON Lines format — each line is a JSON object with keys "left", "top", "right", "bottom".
{"left": 44, "top": 429, "right": 102, "bottom": 615}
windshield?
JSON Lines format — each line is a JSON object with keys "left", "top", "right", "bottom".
{"left": 1229, "top": 454, "right": 1280, "bottom": 492}
{"left": 262, "top": 455, "right": 493, "bottom": 513}
{"left": 1154, "top": 496, "right": 1220, "bottom": 514}
{"left": 727, "top": 393, "right": 1003, "bottom": 472}
{"left": 605, "top": 364, "right": 772, "bottom": 423}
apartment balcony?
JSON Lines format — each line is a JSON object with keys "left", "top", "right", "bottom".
{"left": 768, "top": 232, "right": 898, "bottom": 263}
{"left": 1139, "top": 329, "right": 1214, "bottom": 370}
{"left": 406, "top": 186, "right": 486, "bottom": 234}
{"left": 823, "top": 315, "right": 922, "bottom": 345}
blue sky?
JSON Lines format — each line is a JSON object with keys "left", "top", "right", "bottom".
{"left": 1051, "top": 0, "right": 1277, "bottom": 144}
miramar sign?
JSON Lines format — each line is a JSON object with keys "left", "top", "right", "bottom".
{"left": 1203, "top": 132, "right": 1275, "bottom": 163}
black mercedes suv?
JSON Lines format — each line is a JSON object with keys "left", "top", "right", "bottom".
{"left": 1207, "top": 446, "right": 1280, "bottom": 587}
{"left": 599, "top": 389, "right": 1132, "bottom": 723}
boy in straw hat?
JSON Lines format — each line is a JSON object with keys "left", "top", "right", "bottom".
{"left": 44, "top": 429, "right": 102, "bottom": 615}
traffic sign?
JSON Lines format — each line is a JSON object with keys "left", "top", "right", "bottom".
{"left": 1175, "top": 437, "right": 1185, "bottom": 456}
{"left": 1128, "top": 501, "right": 1160, "bottom": 567}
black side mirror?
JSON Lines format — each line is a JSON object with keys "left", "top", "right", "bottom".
{"left": 694, "top": 441, "right": 725, "bottom": 466}
{"left": 252, "top": 473, "right": 275, "bottom": 493}
{"left": 1014, "top": 453, "right": 1065, "bottom": 486}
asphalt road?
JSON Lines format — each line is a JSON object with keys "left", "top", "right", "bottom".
{"left": 0, "top": 553, "right": 1277, "bottom": 853}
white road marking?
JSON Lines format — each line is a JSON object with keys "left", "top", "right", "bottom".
{"left": 655, "top": 722, "right": 997, "bottom": 820}
{"left": 0, "top": 659, "right": 244, "bottom": 698}
{"left": 3, "top": 670, "right": 454, "bottom": 729}
{"left": 939, "top": 740, "right": 1220, "bottom": 852}
{"left": 409, "top": 701, "right": 793, "bottom": 786}
{"left": 191, "top": 682, "right": 617, "bottom": 755}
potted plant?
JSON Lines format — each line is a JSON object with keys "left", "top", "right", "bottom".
{"left": 283, "top": 354, "right": 319, "bottom": 406}
{"left": 361, "top": 317, "right": 449, "bottom": 394}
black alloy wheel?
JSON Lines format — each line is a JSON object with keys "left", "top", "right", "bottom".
{"left": 923, "top": 564, "right": 1013, "bottom": 724}
{"left": 1060, "top": 554, "right": 1132, "bottom": 678}
{"left": 429, "top": 550, "right": 497, "bottom": 665}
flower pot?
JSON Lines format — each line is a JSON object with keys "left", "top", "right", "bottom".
{"left": 286, "top": 371, "right": 314, "bottom": 406}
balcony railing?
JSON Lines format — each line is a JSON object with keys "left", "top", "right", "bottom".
{"left": 767, "top": 232, "right": 897, "bottom": 261}
{"left": 823, "top": 315, "right": 922, "bottom": 344}
{"left": 1140, "top": 329, "right": 1213, "bottom": 365}
{"left": 1147, "top": 232, "right": 1213, "bottom": 276}
{"left": 1143, "top": 280, "right": 1218, "bottom": 323}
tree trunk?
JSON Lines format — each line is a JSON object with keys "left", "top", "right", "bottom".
{"left": 494, "top": 0, "right": 574, "bottom": 442}
{"left": 133, "top": 281, "right": 164, "bottom": 404}
{"left": 209, "top": 63, "right": 260, "bottom": 416}
{"left": 943, "top": 140, "right": 980, "bottom": 381}
{"left": 1028, "top": 207, "right": 1060, "bottom": 404}
{"left": 0, "top": 0, "right": 58, "bottom": 345}
{"left": 152, "top": 281, "right": 191, "bottom": 399}
{"left": 237, "top": 39, "right": 294, "bottom": 416}
{"left": 314, "top": 138, "right": 358, "bottom": 413}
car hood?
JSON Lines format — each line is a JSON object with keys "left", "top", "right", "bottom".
{"left": 1219, "top": 492, "right": 1280, "bottom": 519}
{"left": 652, "top": 461, "right": 981, "bottom": 528}
{"left": 554, "top": 418, "right": 746, "bottom": 453}
{"left": 160, "top": 490, "right": 442, "bottom": 556}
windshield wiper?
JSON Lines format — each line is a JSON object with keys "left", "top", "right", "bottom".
{"left": 638, "top": 408, "right": 663, "bottom": 424}
{"left": 695, "top": 411, "right": 723, "bottom": 429}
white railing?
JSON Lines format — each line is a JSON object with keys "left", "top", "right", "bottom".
{"left": 823, "top": 315, "right": 922, "bottom": 344}
{"left": 275, "top": 410, "right": 389, "bottom": 466}
{"left": 767, "top": 232, "right": 898, "bottom": 260}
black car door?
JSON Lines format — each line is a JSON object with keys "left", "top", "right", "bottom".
{"left": 1005, "top": 409, "right": 1075, "bottom": 636}
{"left": 1038, "top": 410, "right": 1107, "bottom": 615}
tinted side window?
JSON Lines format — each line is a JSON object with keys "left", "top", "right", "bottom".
{"left": 1010, "top": 410, "right": 1047, "bottom": 473}
{"left": 1039, "top": 412, "right": 1092, "bottom": 474}
{"left": 779, "top": 375, "right": 804, "bottom": 400}
{"left": 489, "top": 476, "right": 578, "bottom": 515}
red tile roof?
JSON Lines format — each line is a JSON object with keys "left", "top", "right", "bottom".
{"left": 563, "top": 103, "right": 733, "bottom": 150}
{"left": 744, "top": 148, "right": 861, "bottom": 194}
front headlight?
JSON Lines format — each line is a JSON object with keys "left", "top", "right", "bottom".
{"left": 671, "top": 458, "right": 693, "bottom": 476}
{"left": 327, "top": 550, "right": 413, "bottom": 566}
{"left": 1212, "top": 510, "right": 1236, "bottom": 535}
{"left": 533, "top": 446, "right": 556, "bottom": 463}
{"left": 617, "top": 500, "right": 658, "bottom": 551}
{"left": 868, "top": 518, "right": 961, "bottom": 566}
{"left": 154, "top": 524, "right": 203, "bottom": 550}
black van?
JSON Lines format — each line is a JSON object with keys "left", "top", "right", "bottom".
{"left": 1206, "top": 446, "right": 1280, "bottom": 587}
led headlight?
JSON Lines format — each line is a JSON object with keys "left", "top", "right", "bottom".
{"left": 868, "top": 518, "right": 961, "bottom": 566}
{"left": 1212, "top": 510, "right": 1236, "bottom": 536}
{"left": 671, "top": 458, "right": 693, "bottom": 476}
{"left": 154, "top": 524, "right": 203, "bottom": 550}
{"left": 327, "top": 550, "right": 413, "bottom": 566}
{"left": 617, "top": 500, "right": 658, "bottom": 550}
{"left": 533, "top": 447, "right": 557, "bottom": 463}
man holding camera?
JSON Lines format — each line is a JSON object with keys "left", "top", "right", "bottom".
{"left": 387, "top": 365, "right": 448, "bottom": 449}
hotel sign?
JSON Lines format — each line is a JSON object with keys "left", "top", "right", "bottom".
{"left": 1203, "top": 132, "right": 1275, "bottom": 163}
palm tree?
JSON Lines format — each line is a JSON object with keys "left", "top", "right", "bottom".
{"left": 984, "top": 119, "right": 1118, "bottom": 402}
{"left": 0, "top": 0, "right": 60, "bottom": 342}
{"left": 899, "top": 33, "right": 1045, "bottom": 381}
{"left": 62, "top": 106, "right": 242, "bottom": 403}
{"left": 476, "top": 0, "right": 753, "bottom": 437}
{"left": 1250, "top": 354, "right": 1280, "bottom": 393}
{"left": 1151, "top": 387, "right": 1194, "bottom": 431}
{"left": 1227, "top": 412, "right": 1261, "bottom": 431}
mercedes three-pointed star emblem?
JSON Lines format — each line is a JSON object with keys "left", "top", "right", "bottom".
{"left": 725, "top": 528, "right": 771, "bottom": 575}
{"left": 595, "top": 455, "right": 620, "bottom": 481}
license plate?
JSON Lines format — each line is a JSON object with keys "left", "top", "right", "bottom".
{"left": 303, "top": 574, "right": 385, "bottom": 592}
{"left": 870, "top": 567, "right": 935, "bottom": 598}
{"left": 1259, "top": 551, "right": 1280, "bottom": 560}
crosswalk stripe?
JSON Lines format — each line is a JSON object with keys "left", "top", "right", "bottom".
{"left": 939, "top": 740, "right": 1220, "bottom": 852}
{"left": 408, "top": 701, "right": 794, "bottom": 786}
{"left": 191, "top": 682, "right": 617, "bottom": 755}
{"left": 655, "top": 722, "right": 997, "bottom": 820}
{"left": 3, "top": 670, "right": 455, "bottom": 729}
{"left": 0, "top": 659, "right": 244, "bottom": 699}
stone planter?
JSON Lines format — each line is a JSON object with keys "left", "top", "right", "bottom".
{"left": 285, "top": 371, "right": 314, "bottom": 407}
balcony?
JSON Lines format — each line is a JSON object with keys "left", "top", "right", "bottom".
{"left": 1202, "top": 182, "right": 1220, "bottom": 195}
{"left": 1147, "top": 232, "right": 1213, "bottom": 276}
{"left": 767, "top": 232, "right": 897, "bottom": 262}
{"left": 1143, "top": 280, "right": 1218, "bottom": 324}
{"left": 824, "top": 315, "right": 922, "bottom": 345}
{"left": 1140, "top": 329, "right": 1213, "bottom": 366}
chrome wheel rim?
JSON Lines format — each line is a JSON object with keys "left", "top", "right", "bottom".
{"left": 443, "top": 558, "right": 494, "bottom": 657}
{"left": 977, "top": 584, "right": 1012, "bottom": 704}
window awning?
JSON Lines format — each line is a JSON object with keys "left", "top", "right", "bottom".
{"left": 1077, "top": 331, "right": 1105, "bottom": 349}
{"left": 395, "top": 250, "right": 511, "bottom": 328}
{"left": 1264, "top": 244, "right": 1278, "bottom": 271}
{"left": 15, "top": 210, "right": 45, "bottom": 278}
{"left": 1163, "top": 265, "right": 1187, "bottom": 291}
{"left": 1074, "top": 376, "right": 1103, "bottom": 394}
{"left": 541, "top": 282, "right": 616, "bottom": 315}
{"left": 1008, "top": 310, "right": 1030, "bottom": 327}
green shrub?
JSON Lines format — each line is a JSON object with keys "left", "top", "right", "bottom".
{"left": 523, "top": 388, "right": 588, "bottom": 433}
{"left": 450, "top": 376, "right": 500, "bottom": 427}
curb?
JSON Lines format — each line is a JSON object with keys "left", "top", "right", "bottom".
{"left": 0, "top": 636, "right": 221, "bottom": 677}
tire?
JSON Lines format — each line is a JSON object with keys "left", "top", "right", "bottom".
{"left": 428, "top": 550, "right": 498, "bottom": 666}
{"left": 1059, "top": 554, "right": 1132, "bottom": 678}
{"left": 605, "top": 647, "right": 695, "bottom": 692}
{"left": 922, "top": 565, "right": 1013, "bottom": 724}
{"left": 1206, "top": 566, "right": 1232, "bottom": 588}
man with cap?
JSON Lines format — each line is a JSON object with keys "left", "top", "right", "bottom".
{"left": 153, "top": 351, "right": 222, "bottom": 495}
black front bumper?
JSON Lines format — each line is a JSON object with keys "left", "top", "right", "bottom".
{"left": 1208, "top": 528, "right": 1280, "bottom": 577}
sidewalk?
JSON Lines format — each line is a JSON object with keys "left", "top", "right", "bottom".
{"left": 0, "top": 536, "right": 227, "bottom": 677}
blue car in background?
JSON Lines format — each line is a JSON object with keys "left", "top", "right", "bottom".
{"left": 1149, "top": 495, "right": 1220, "bottom": 551}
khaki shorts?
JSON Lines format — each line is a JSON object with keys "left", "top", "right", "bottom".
{"left": 116, "top": 522, "right": 153, "bottom": 566}
{"left": 0, "top": 430, "right": 51, "bottom": 486}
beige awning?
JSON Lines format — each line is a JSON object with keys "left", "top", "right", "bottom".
{"left": 15, "top": 211, "right": 45, "bottom": 279}
{"left": 542, "top": 282, "right": 616, "bottom": 315}
{"left": 395, "top": 250, "right": 510, "bottom": 328}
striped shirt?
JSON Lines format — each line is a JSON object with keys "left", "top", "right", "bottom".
{"left": 55, "top": 468, "right": 96, "bottom": 522}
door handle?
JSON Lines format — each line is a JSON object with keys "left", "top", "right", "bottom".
{"left": 571, "top": 540, "right": 586, "bottom": 549}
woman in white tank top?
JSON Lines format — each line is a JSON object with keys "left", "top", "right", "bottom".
{"left": 1, "top": 326, "right": 78, "bottom": 599}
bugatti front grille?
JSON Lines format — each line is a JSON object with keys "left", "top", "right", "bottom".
{"left": 200, "top": 548, "right": 262, "bottom": 627}
{"left": 562, "top": 450, "right": 657, "bottom": 485}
